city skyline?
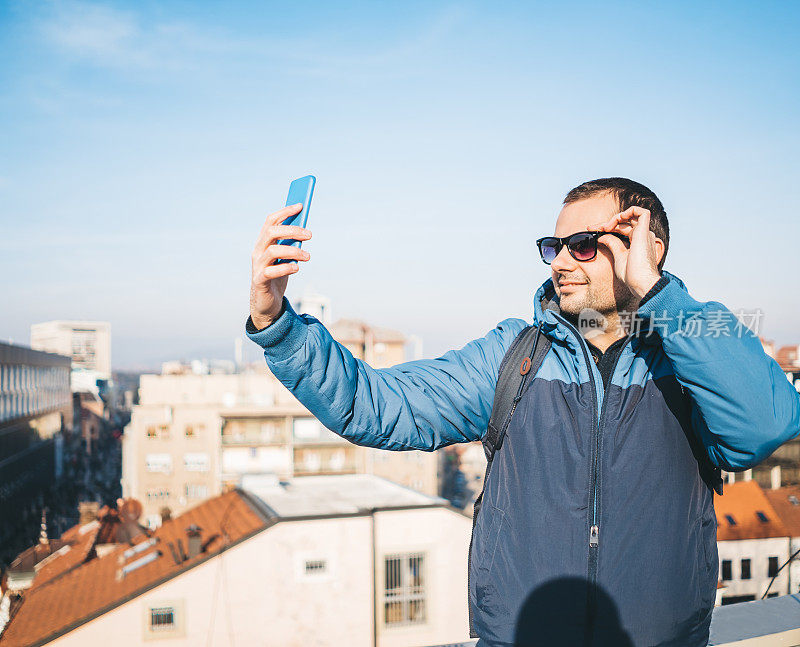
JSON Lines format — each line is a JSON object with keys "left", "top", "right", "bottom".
{"left": 2, "top": 1, "right": 799, "bottom": 369}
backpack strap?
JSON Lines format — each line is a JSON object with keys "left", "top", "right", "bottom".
{"left": 482, "top": 323, "right": 551, "bottom": 463}
{"left": 468, "top": 322, "right": 550, "bottom": 638}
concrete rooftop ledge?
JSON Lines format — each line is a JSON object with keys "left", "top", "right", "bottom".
{"left": 426, "top": 594, "right": 800, "bottom": 647}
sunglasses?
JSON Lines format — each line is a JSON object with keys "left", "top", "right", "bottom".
{"left": 536, "top": 231, "right": 630, "bottom": 264}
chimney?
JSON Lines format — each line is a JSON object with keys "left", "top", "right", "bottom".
{"left": 79, "top": 501, "right": 100, "bottom": 525}
{"left": 160, "top": 506, "right": 172, "bottom": 524}
{"left": 186, "top": 525, "right": 203, "bottom": 559}
{"left": 770, "top": 465, "right": 782, "bottom": 490}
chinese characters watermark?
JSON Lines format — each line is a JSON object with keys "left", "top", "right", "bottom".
{"left": 576, "top": 308, "right": 765, "bottom": 338}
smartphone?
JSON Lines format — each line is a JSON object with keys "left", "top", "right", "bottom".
{"left": 275, "top": 175, "right": 315, "bottom": 264}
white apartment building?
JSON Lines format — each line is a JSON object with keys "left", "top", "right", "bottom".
{"left": 715, "top": 481, "right": 791, "bottom": 604}
{"left": 0, "top": 476, "right": 473, "bottom": 647}
{"left": 765, "top": 485, "right": 800, "bottom": 595}
{"left": 30, "top": 320, "right": 111, "bottom": 382}
{"left": 123, "top": 367, "right": 439, "bottom": 527}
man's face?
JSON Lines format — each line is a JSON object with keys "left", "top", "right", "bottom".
{"left": 550, "top": 193, "right": 634, "bottom": 318}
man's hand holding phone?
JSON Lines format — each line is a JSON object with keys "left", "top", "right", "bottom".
{"left": 249, "top": 202, "right": 312, "bottom": 330}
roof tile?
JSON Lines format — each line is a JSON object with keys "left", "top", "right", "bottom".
{"left": 0, "top": 491, "right": 266, "bottom": 647}
{"left": 714, "top": 481, "right": 789, "bottom": 541}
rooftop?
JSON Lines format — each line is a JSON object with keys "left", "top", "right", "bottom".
{"left": 425, "top": 595, "right": 800, "bottom": 646}
{"left": 764, "top": 485, "right": 800, "bottom": 537}
{"left": 714, "top": 481, "right": 789, "bottom": 541}
{"left": 0, "top": 492, "right": 265, "bottom": 647}
{"left": 330, "top": 319, "right": 406, "bottom": 344}
{"left": 242, "top": 473, "right": 448, "bottom": 519}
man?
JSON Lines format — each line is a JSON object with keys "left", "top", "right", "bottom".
{"left": 246, "top": 178, "right": 800, "bottom": 646}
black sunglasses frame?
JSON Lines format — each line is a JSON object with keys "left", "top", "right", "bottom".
{"left": 535, "top": 231, "right": 630, "bottom": 264}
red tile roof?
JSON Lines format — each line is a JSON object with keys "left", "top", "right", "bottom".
{"left": 30, "top": 524, "right": 99, "bottom": 588}
{"left": 0, "top": 491, "right": 267, "bottom": 647}
{"left": 764, "top": 485, "right": 800, "bottom": 537}
{"left": 776, "top": 345, "right": 799, "bottom": 371}
{"left": 714, "top": 481, "right": 789, "bottom": 541}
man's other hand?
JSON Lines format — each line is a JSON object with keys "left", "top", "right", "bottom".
{"left": 589, "top": 206, "right": 664, "bottom": 299}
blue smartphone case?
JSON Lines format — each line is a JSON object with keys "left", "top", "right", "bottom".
{"left": 275, "top": 175, "right": 315, "bottom": 264}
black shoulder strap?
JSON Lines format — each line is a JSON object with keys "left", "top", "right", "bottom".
{"left": 468, "top": 322, "right": 551, "bottom": 638}
{"left": 482, "top": 323, "right": 551, "bottom": 463}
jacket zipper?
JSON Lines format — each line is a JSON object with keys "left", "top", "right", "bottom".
{"left": 590, "top": 332, "right": 633, "bottom": 542}
{"left": 553, "top": 315, "right": 634, "bottom": 556}
{"left": 551, "top": 315, "right": 601, "bottom": 544}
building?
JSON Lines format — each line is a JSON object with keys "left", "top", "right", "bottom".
{"left": 0, "top": 475, "right": 473, "bottom": 647}
{"left": 764, "top": 485, "right": 800, "bottom": 595}
{"left": 0, "top": 342, "right": 72, "bottom": 565}
{"left": 122, "top": 309, "right": 440, "bottom": 526}
{"left": 30, "top": 321, "right": 111, "bottom": 383}
{"left": 121, "top": 369, "right": 283, "bottom": 527}
{"left": 715, "top": 481, "right": 791, "bottom": 604}
{"left": 775, "top": 344, "right": 800, "bottom": 373}
{"left": 73, "top": 391, "right": 106, "bottom": 456}
{"left": 123, "top": 363, "right": 440, "bottom": 526}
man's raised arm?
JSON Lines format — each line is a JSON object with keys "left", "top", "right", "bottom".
{"left": 247, "top": 202, "right": 525, "bottom": 451}
{"left": 246, "top": 299, "right": 525, "bottom": 451}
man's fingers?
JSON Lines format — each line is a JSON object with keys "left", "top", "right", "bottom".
{"left": 267, "top": 224, "right": 312, "bottom": 241}
{"left": 588, "top": 214, "right": 619, "bottom": 232}
{"left": 260, "top": 262, "right": 300, "bottom": 281}
{"left": 263, "top": 244, "right": 311, "bottom": 264}
{"left": 631, "top": 208, "right": 651, "bottom": 244}
{"left": 600, "top": 233, "right": 629, "bottom": 257}
{"left": 255, "top": 203, "right": 304, "bottom": 248}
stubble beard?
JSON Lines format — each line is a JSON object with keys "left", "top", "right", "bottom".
{"left": 559, "top": 281, "right": 637, "bottom": 330}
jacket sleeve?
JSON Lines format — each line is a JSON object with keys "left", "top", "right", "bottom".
{"left": 245, "top": 298, "right": 528, "bottom": 451}
{"left": 637, "top": 279, "right": 800, "bottom": 471}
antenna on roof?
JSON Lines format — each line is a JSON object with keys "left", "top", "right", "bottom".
{"left": 166, "top": 541, "right": 182, "bottom": 565}
{"left": 39, "top": 508, "right": 49, "bottom": 546}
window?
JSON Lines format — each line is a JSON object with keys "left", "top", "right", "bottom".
{"left": 146, "top": 489, "right": 170, "bottom": 501}
{"left": 184, "top": 425, "right": 195, "bottom": 438}
{"left": 293, "top": 417, "right": 323, "bottom": 441}
{"left": 184, "top": 484, "right": 208, "bottom": 500}
{"left": 183, "top": 453, "right": 210, "bottom": 472}
{"left": 740, "top": 559, "right": 751, "bottom": 580}
{"left": 149, "top": 607, "right": 175, "bottom": 631}
{"left": 724, "top": 515, "right": 737, "bottom": 526}
{"left": 145, "top": 454, "right": 172, "bottom": 474}
{"left": 721, "top": 560, "right": 732, "bottom": 581}
{"left": 768, "top": 556, "right": 779, "bottom": 577}
{"left": 305, "top": 560, "right": 327, "bottom": 575}
{"left": 756, "top": 511, "right": 769, "bottom": 523}
{"left": 159, "top": 424, "right": 170, "bottom": 439}
{"left": 384, "top": 553, "right": 426, "bottom": 627}
{"left": 146, "top": 425, "right": 157, "bottom": 439}
{"left": 721, "top": 594, "right": 756, "bottom": 605}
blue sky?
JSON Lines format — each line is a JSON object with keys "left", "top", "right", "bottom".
{"left": 1, "top": 1, "right": 798, "bottom": 369}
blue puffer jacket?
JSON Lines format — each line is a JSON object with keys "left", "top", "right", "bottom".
{"left": 246, "top": 271, "right": 800, "bottom": 646}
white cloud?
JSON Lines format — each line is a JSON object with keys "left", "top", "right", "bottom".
{"left": 35, "top": 0, "right": 466, "bottom": 78}
{"left": 41, "top": 1, "right": 146, "bottom": 65}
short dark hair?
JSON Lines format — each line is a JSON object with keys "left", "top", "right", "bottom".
{"left": 563, "top": 177, "right": 669, "bottom": 270}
